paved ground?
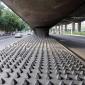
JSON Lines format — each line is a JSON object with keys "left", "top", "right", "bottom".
{"left": 0, "top": 35, "right": 27, "bottom": 51}
{"left": 0, "top": 35, "right": 84, "bottom": 85}
{"left": 51, "top": 34, "right": 85, "bottom": 60}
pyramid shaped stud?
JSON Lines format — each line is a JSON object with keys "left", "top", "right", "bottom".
{"left": 29, "top": 68, "right": 33, "bottom": 73}
{"left": 80, "top": 71, "right": 84, "bottom": 75}
{"left": 23, "top": 79, "right": 30, "bottom": 85}
{"left": 10, "top": 68, "right": 14, "bottom": 73}
{"left": 59, "top": 81, "right": 64, "bottom": 85}
{"left": 11, "top": 79, "right": 18, "bottom": 85}
{"left": 14, "top": 65, "right": 17, "bottom": 69}
{"left": 16, "top": 72, "right": 21, "bottom": 78}
{"left": 38, "top": 68, "right": 43, "bottom": 74}
{"left": 69, "top": 81, "right": 74, "bottom": 85}
{"left": 23, "top": 66, "right": 26, "bottom": 69}
{"left": 47, "top": 81, "right": 54, "bottom": 85}
{"left": 80, "top": 81, "right": 85, "bottom": 85}
{"left": 6, "top": 72, "right": 10, "bottom": 78}
{"left": 0, "top": 67, "right": 3, "bottom": 72}
{"left": 35, "top": 80, "right": 42, "bottom": 85}
{"left": 0, "top": 78, "right": 5, "bottom": 84}
{"left": 47, "top": 74, "right": 52, "bottom": 80}
{"left": 56, "top": 74, "right": 61, "bottom": 80}
{"left": 9, "top": 62, "right": 12, "bottom": 65}
{"left": 6, "top": 64, "right": 10, "bottom": 69}
{"left": 71, "top": 70, "right": 75, "bottom": 75}
{"left": 1, "top": 64, "right": 4, "bottom": 68}
{"left": 27, "top": 72, "right": 31, "bottom": 79}
{"left": 75, "top": 75, "right": 79, "bottom": 80}
{"left": 20, "top": 68, "right": 23, "bottom": 73}
{"left": 36, "top": 73, "right": 41, "bottom": 79}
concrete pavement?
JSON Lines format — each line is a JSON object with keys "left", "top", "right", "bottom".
{"left": 51, "top": 34, "right": 85, "bottom": 60}
{"left": 0, "top": 36, "right": 85, "bottom": 85}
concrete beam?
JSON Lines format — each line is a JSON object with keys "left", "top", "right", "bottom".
{"left": 2, "top": 0, "right": 84, "bottom": 37}
{"left": 33, "top": 27, "right": 49, "bottom": 37}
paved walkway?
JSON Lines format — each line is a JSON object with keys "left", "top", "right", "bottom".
{"left": 51, "top": 34, "right": 85, "bottom": 60}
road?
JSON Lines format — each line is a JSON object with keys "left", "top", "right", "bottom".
{"left": 0, "top": 35, "right": 27, "bottom": 51}
{"left": 0, "top": 35, "right": 12, "bottom": 40}
{"left": 51, "top": 34, "right": 85, "bottom": 60}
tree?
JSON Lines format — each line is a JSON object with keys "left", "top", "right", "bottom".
{"left": 0, "top": 2, "right": 30, "bottom": 33}
{"left": 0, "top": 1, "right": 4, "bottom": 16}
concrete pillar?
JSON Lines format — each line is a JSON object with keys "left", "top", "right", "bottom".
{"left": 52, "top": 28, "right": 54, "bottom": 34}
{"left": 53, "top": 28, "right": 55, "bottom": 34}
{"left": 59, "top": 25, "right": 61, "bottom": 34}
{"left": 50, "top": 28, "right": 53, "bottom": 33}
{"left": 72, "top": 22, "right": 75, "bottom": 32}
{"left": 65, "top": 24, "right": 67, "bottom": 31}
{"left": 61, "top": 25, "right": 63, "bottom": 35}
{"left": 78, "top": 22, "right": 81, "bottom": 32}
{"left": 54, "top": 27, "right": 56, "bottom": 34}
{"left": 50, "top": 28, "right": 52, "bottom": 33}
{"left": 55, "top": 25, "right": 58, "bottom": 34}
{"left": 33, "top": 27, "right": 49, "bottom": 37}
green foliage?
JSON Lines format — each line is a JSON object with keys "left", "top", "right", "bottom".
{"left": 0, "top": 1, "right": 29, "bottom": 33}
{"left": 0, "top": 3, "right": 4, "bottom": 16}
{"left": 64, "top": 31, "right": 85, "bottom": 36}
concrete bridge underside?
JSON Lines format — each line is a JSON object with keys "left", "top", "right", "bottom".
{"left": 2, "top": 0, "right": 85, "bottom": 37}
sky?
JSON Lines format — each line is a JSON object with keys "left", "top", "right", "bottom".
{"left": 1, "top": 1, "right": 8, "bottom": 8}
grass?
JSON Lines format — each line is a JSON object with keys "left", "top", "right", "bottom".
{"left": 64, "top": 31, "right": 85, "bottom": 36}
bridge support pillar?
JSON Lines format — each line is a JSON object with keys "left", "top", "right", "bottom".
{"left": 65, "top": 24, "right": 67, "bottom": 31}
{"left": 33, "top": 27, "right": 49, "bottom": 37}
{"left": 78, "top": 22, "right": 81, "bottom": 32}
{"left": 59, "top": 25, "right": 61, "bottom": 34}
{"left": 61, "top": 25, "right": 63, "bottom": 35}
{"left": 55, "top": 25, "right": 58, "bottom": 34}
{"left": 72, "top": 22, "right": 75, "bottom": 32}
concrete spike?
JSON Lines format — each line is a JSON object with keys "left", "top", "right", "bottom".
{"left": 16, "top": 72, "right": 21, "bottom": 78}
{"left": 35, "top": 80, "right": 42, "bottom": 85}
{"left": 11, "top": 79, "right": 17, "bottom": 85}
{"left": 10, "top": 68, "right": 14, "bottom": 73}
{"left": 47, "top": 81, "right": 54, "bottom": 85}
{"left": 20, "top": 68, "right": 23, "bottom": 73}
{"left": 26, "top": 72, "right": 31, "bottom": 79}
{"left": 69, "top": 81, "right": 74, "bottom": 85}
{"left": 6, "top": 72, "right": 10, "bottom": 78}
{"left": 59, "top": 81, "right": 64, "bottom": 85}
{"left": 75, "top": 75, "right": 79, "bottom": 80}
{"left": 0, "top": 78, "right": 5, "bottom": 84}
{"left": 56, "top": 74, "right": 61, "bottom": 80}
{"left": 0, "top": 67, "right": 3, "bottom": 72}
{"left": 23, "top": 79, "right": 30, "bottom": 85}
{"left": 36, "top": 73, "right": 42, "bottom": 79}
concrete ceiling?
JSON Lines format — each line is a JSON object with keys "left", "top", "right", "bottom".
{"left": 58, "top": 3, "right": 85, "bottom": 25}
{"left": 1, "top": 0, "right": 85, "bottom": 29}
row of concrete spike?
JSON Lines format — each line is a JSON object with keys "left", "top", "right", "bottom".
{"left": 0, "top": 36, "right": 84, "bottom": 85}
